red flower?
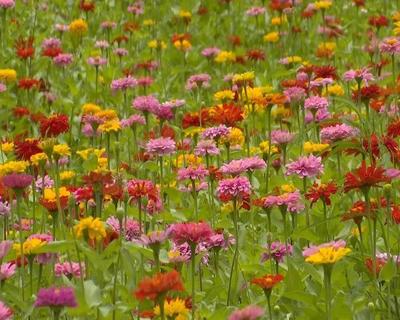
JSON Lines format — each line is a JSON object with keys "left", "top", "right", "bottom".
{"left": 246, "top": 49, "right": 265, "bottom": 62}
{"left": 228, "top": 35, "right": 241, "bottom": 47}
{"left": 39, "top": 114, "right": 70, "bottom": 137}
{"left": 251, "top": 274, "right": 284, "bottom": 292}
{"left": 352, "top": 84, "right": 381, "bottom": 103}
{"left": 341, "top": 200, "right": 379, "bottom": 224}
{"left": 39, "top": 196, "right": 69, "bottom": 213}
{"left": 15, "top": 37, "right": 35, "bottom": 60}
{"left": 392, "top": 205, "right": 400, "bottom": 224}
{"left": 104, "top": 183, "right": 123, "bottom": 201}
{"left": 344, "top": 161, "right": 389, "bottom": 193}
{"left": 127, "top": 179, "right": 158, "bottom": 202}
{"left": 18, "top": 78, "right": 40, "bottom": 90}
{"left": 210, "top": 103, "right": 244, "bottom": 127}
{"left": 79, "top": 0, "right": 95, "bottom": 12}
{"left": 270, "top": 0, "right": 292, "bottom": 12}
{"left": 12, "top": 107, "right": 30, "bottom": 118}
{"left": 387, "top": 119, "right": 400, "bottom": 138}
{"left": 368, "top": 15, "right": 389, "bottom": 29}
{"left": 42, "top": 46, "right": 63, "bottom": 58}
{"left": 134, "top": 270, "right": 185, "bottom": 301}
{"left": 365, "top": 257, "right": 386, "bottom": 277}
{"left": 14, "top": 139, "right": 42, "bottom": 161}
{"left": 313, "top": 65, "right": 338, "bottom": 80}
{"left": 305, "top": 182, "right": 338, "bottom": 206}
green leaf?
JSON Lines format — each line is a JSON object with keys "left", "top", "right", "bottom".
{"left": 84, "top": 280, "right": 102, "bottom": 308}
{"left": 380, "top": 259, "right": 397, "bottom": 281}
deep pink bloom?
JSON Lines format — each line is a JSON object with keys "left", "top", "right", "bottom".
{"left": 217, "top": 176, "right": 251, "bottom": 201}
{"left": 120, "top": 114, "right": 146, "bottom": 128}
{"left": 261, "top": 241, "right": 293, "bottom": 263}
{"left": 0, "top": 301, "right": 12, "bottom": 320}
{"left": 302, "top": 240, "right": 347, "bottom": 257}
{"left": 304, "top": 96, "right": 329, "bottom": 111}
{"left": 2, "top": 173, "right": 33, "bottom": 190}
{"left": 194, "top": 140, "right": 220, "bottom": 156}
{"left": 320, "top": 124, "right": 357, "bottom": 142}
{"left": 0, "top": 0, "right": 15, "bottom": 8}
{"left": 169, "top": 222, "right": 213, "bottom": 245}
{"left": 229, "top": 305, "right": 264, "bottom": 320}
{"left": 285, "top": 155, "right": 324, "bottom": 178}
{"left": 220, "top": 157, "right": 266, "bottom": 176}
{"left": 132, "top": 95, "right": 160, "bottom": 113}
{"left": 106, "top": 216, "right": 141, "bottom": 241}
{"left": 146, "top": 137, "right": 176, "bottom": 156}
{"left": 0, "top": 262, "right": 16, "bottom": 281}
{"left": 178, "top": 165, "right": 209, "bottom": 181}
{"left": 271, "top": 130, "right": 295, "bottom": 145}
{"left": 185, "top": 73, "right": 211, "bottom": 90}
{"left": 343, "top": 68, "right": 374, "bottom": 84}
{"left": 201, "top": 125, "right": 230, "bottom": 140}
{"left": 110, "top": 76, "right": 138, "bottom": 91}
{"left": 35, "top": 287, "right": 77, "bottom": 308}
{"left": 55, "top": 262, "right": 85, "bottom": 278}
{"left": 0, "top": 241, "right": 12, "bottom": 260}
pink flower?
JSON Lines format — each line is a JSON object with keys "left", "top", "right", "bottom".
{"left": 132, "top": 95, "right": 160, "bottom": 113}
{"left": 106, "top": 216, "right": 141, "bottom": 241}
{"left": 139, "top": 230, "right": 169, "bottom": 246}
{"left": 220, "top": 157, "right": 266, "bottom": 176}
{"left": 201, "top": 125, "right": 230, "bottom": 140}
{"left": 185, "top": 73, "right": 211, "bottom": 91}
{"left": 284, "top": 86, "right": 306, "bottom": 103}
{"left": 0, "top": 262, "right": 16, "bottom": 281}
{"left": 194, "top": 140, "right": 220, "bottom": 156}
{"left": 263, "top": 190, "right": 304, "bottom": 213}
{"left": 379, "top": 37, "right": 400, "bottom": 54}
{"left": 53, "top": 53, "right": 73, "bottom": 67}
{"left": 146, "top": 137, "right": 176, "bottom": 156}
{"left": 95, "top": 40, "right": 109, "bottom": 49}
{"left": 246, "top": 6, "right": 266, "bottom": 16}
{"left": 343, "top": 68, "right": 374, "bottom": 84}
{"left": 201, "top": 47, "right": 220, "bottom": 58}
{"left": 87, "top": 56, "right": 107, "bottom": 66}
{"left": 120, "top": 114, "right": 146, "bottom": 128}
{"left": 110, "top": 76, "right": 138, "bottom": 91}
{"left": 55, "top": 262, "right": 85, "bottom": 278}
{"left": 0, "top": 301, "right": 13, "bottom": 320}
{"left": 285, "top": 155, "right": 324, "bottom": 178}
{"left": 178, "top": 165, "right": 209, "bottom": 181}
{"left": 169, "top": 222, "right": 213, "bottom": 245}
{"left": 0, "top": 0, "right": 15, "bottom": 8}
{"left": 271, "top": 130, "right": 295, "bottom": 145}
{"left": 304, "top": 96, "right": 329, "bottom": 111}
{"left": 320, "top": 124, "right": 357, "bottom": 142}
{"left": 217, "top": 176, "right": 251, "bottom": 201}
{"left": 229, "top": 305, "right": 264, "bottom": 320}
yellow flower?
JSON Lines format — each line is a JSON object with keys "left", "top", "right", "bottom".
{"left": 154, "top": 298, "right": 189, "bottom": 319}
{"left": 143, "top": 19, "right": 156, "bottom": 26}
{"left": 178, "top": 10, "right": 192, "bottom": 20}
{"left": 82, "top": 103, "right": 102, "bottom": 114}
{"left": 393, "top": 11, "right": 400, "bottom": 22}
{"left": 215, "top": 51, "right": 236, "bottom": 63}
{"left": 173, "top": 154, "right": 202, "bottom": 168}
{"left": 214, "top": 90, "right": 235, "bottom": 102}
{"left": 281, "top": 184, "right": 296, "bottom": 193}
{"left": 43, "top": 187, "right": 70, "bottom": 201}
{"left": 0, "top": 161, "right": 29, "bottom": 176}
{"left": 53, "top": 144, "right": 71, "bottom": 157}
{"left": 60, "top": 170, "right": 75, "bottom": 181}
{"left": 74, "top": 216, "right": 106, "bottom": 241}
{"left": 13, "top": 238, "right": 47, "bottom": 257}
{"left": 324, "top": 84, "right": 345, "bottom": 96}
{"left": 95, "top": 109, "right": 118, "bottom": 121}
{"left": 233, "top": 71, "right": 255, "bottom": 84}
{"left": 69, "top": 19, "right": 88, "bottom": 35}
{"left": 314, "top": 1, "right": 332, "bottom": 10}
{"left": 174, "top": 40, "right": 192, "bottom": 51}
{"left": 272, "top": 106, "right": 291, "bottom": 119}
{"left": 221, "top": 202, "right": 234, "bottom": 214}
{"left": 271, "top": 16, "right": 286, "bottom": 25}
{"left": 77, "top": 148, "right": 105, "bottom": 160}
{"left": 30, "top": 152, "right": 48, "bottom": 166}
{"left": 242, "top": 86, "right": 264, "bottom": 103}
{"left": 1, "top": 142, "right": 14, "bottom": 153}
{"left": 221, "top": 127, "right": 244, "bottom": 146}
{"left": 394, "top": 21, "right": 400, "bottom": 36}
{"left": 98, "top": 120, "right": 121, "bottom": 133}
{"left": 305, "top": 247, "right": 351, "bottom": 264}
{"left": 264, "top": 32, "right": 280, "bottom": 43}
{"left": 0, "top": 69, "right": 17, "bottom": 82}
{"left": 148, "top": 39, "right": 167, "bottom": 49}
{"left": 318, "top": 42, "right": 336, "bottom": 51}
{"left": 304, "top": 141, "right": 330, "bottom": 154}
{"left": 259, "top": 141, "right": 278, "bottom": 154}
{"left": 184, "top": 127, "right": 204, "bottom": 138}
{"left": 287, "top": 56, "right": 302, "bottom": 64}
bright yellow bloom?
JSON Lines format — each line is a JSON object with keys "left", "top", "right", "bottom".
{"left": 178, "top": 10, "right": 192, "bottom": 20}
{"left": 264, "top": 32, "right": 280, "bottom": 43}
{"left": 259, "top": 141, "right": 278, "bottom": 154}
{"left": 30, "top": 152, "right": 48, "bottom": 166}
{"left": 43, "top": 187, "right": 70, "bottom": 201}
{"left": 233, "top": 71, "right": 255, "bottom": 84}
{"left": 314, "top": 1, "right": 332, "bottom": 10}
{"left": 154, "top": 298, "right": 189, "bottom": 320}
{"left": 173, "top": 154, "right": 202, "bottom": 168}
{"left": 95, "top": 109, "right": 118, "bottom": 121}
{"left": 324, "top": 84, "right": 345, "bottom": 96}
{"left": 69, "top": 19, "right": 88, "bottom": 35}
{"left": 0, "top": 69, "right": 17, "bottom": 82}
{"left": 184, "top": 127, "right": 204, "bottom": 138}
{"left": 221, "top": 202, "right": 234, "bottom": 214}
{"left": 60, "top": 170, "right": 75, "bottom": 181}
{"left": 174, "top": 40, "right": 192, "bottom": 51}
{"left": 393, "top": 11, "right": 400, "bottom": 22}
{"left": 214, "top": 90, "right": 235, "bottom": 102}
{"left": 1, "top": 142, "right": 14, "bottom": 153}
{"left": 318, "top": 42, "right": 336, "bottom": 51}
{"left": 221, "top": 127, "right": 244, "bottom": 146}
{"left": 305, "top": 247, "right": 351, "bottom": 264}
{"left": 82, "top": 103, "right": 102, "bottom": 114}
{"left": 53, "top": 144, "right": 71, "bottom": 157}
{"left": 143, "top": 19, "right": 156, "bottom": 26}
{"left": 281, "top": 184, "right": 296, "bottom": 193}
{"left": 272, "top": 106, "right": 291, "bottom": 119}
{"left": 287, "top": 56, "right": 302, "bottom": 64}
{"left": 271, "top": 16, "right": 286, "bottom": 25}
{"left": 215, "top": 51, "right": 236, "bottom": 63}
{"left": 77, "top": 148, "right": 105, "bottom": 160}
{"left": 148, "top": 39, "right": 167, "bottom": 49}
{"left": 0, "top": 161, "right": 29, "bottom": 176}
{"left": 98, "top": 120, "right": 121, "bottom": 133}
{"left": 13, "top": 238, "right": 47, "bottom": 257}
{"left": 74, "top": 216, "right": 106, "bottom": 241}
{"left": 394, "top": 21, "right": 400, "bottom": 36}
{"left": 304, "top": 141, "right": 330, "bottom": 154}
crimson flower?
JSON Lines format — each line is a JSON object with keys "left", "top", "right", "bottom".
{"left": 14, "top": 139, "right": 42, "bottom": 160}
{"left": 344, "top": 161, "right": 389, "bottom": 193}
{"left": 305, "top": 182, "right": 338, "bottom": 206}
{"left": 39, "top": 114, "right": 70, "bottom": 137}
{"left": 15, "top": 37, "right": 35, "bottom": 60}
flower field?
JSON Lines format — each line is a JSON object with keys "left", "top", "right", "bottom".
{"left": 1, "top": 0, "right": 400, "bottom": 319}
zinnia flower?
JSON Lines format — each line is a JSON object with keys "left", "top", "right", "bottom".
{"left": 285, "top": 155, "right": 324, "bottom": 178}
{"left": 344, "top": 161, "right": 389, "bottom": 193}
{"left": 35, "top": 286, "right": 77, "bottom": 308}
{"left": 229, "top": 305, "right": 264, "bottom": 320}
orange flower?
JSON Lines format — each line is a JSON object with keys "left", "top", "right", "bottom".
{"left": 251, "top": 274, "right": 284, "bottom": 291}
{"left": 134, "top": 270, "right": 185, "bottom": 301}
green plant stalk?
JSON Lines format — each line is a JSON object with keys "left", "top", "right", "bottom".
{"left": 227, "top": 199, "right": 239, "bottom": 306}
{"left": 190, "top": 243, "right": 196, "bottom": 320}
{"left": 16, "top": 192, "right": 25, "bottom": 301}
{"left": 323, "top": 264, "right": 333, "bottom": 320}
{"left": 192, "top": 180, "right": 198, "bottom": 221}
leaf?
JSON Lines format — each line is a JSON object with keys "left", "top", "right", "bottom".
{"left": 380, "top": 259, "right": 397, "bottom": 281}
{"left": 84, "top": 280, "right": 102, "bottom": 308}
{"left": 35, "top": 240, "right": 74, "bottom": 254}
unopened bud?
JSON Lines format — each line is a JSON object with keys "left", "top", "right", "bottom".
{"left": 368, "top": 302, "right": 375, "bottom": 311}
{"left": 273, "top": 305, "right": 280, "bottom": 313}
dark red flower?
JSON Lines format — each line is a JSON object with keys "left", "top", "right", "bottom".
{"left": 246, "top": 49, "right": 265, "bottom": 62}
{"left": 210, "top": 103, "right": 244, "bottom": 127}
{"left": 352, "top": 84, "right": 381, "bottom": 103}
{"left": 104, "top": 183, "right": 123, "bottom": 201}
{"left": 341, "top": 200, "right": 378, "bottom": 224}
{"left": 14, "top": 139, "right": 42, "bottom": 161}
{"left": 368, "top": 15, "right": 389, "bottom": 29}
{"left": 39, "top": 114, "right": 70, "bottom": 137}
{"left": 392, "top": 205, "right": 400, "bottom": 224}
{"left": 387, "top": 119, "right": 400, "bottom": 138}
{"left": 12, "top": 107, "right": 30, "bottom": 118}
{"left": 79, "top": 0, "right": 95, "bottom": 12}
{"left": 270, "top": 0, "right": 292, "bottom": 12}
{"left": 313, "top": 65, "right": 338, "bottom": 80}
{"left": 18, "top": 78, "right": 40, "bottom": 90}
{"left": 305, "top": 182, "right": 338, "bottom": 206}
{"left": 344, "top": 161, "right": 389, "bottom": 193}
{"left": 42, "top": 46, "right": 63, "bottom": 58}
{"left": 365, "top": 257, "right": 386, "bottom": 276}
{"left": 15, "top": 37, "right": 35, "bottom": 60}
{"left": 228, "top": 35, "right": 241, "bottom": 47}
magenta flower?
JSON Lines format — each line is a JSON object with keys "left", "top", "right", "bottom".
{"left": 0, "top": 241, "right": 12, "bottom": 260}
{"left": 304, "top": 96, "right": 329, "bottom": 112}
{"left": 110, "top": 76, "right": 138, "bottom": 91}
{"left": 169, "top": 222, "right": 213, "bottom": 245}
{"left": 53, "top": 53, "right": 73, "bottom": 67}
{"left": 343, "top": 68, "right": 374, "bottom": 84}
{"left": 132, "top": 95, "right": 160, "bottom": 113}
{"left": 106, "top": 216, "right": 141, "bottom": 241}
{"left": 261, "top": 241, "right": 293, "bottom": 263}
{"left": 379, "top": 37, "right": 400, "bottom": 54}
{"left": 320, "top": 123, "right": 357, "bottom": 142}
{"left": 2, "top": 173, "right": 33, "bottom": 190}
{"left": 0, "top": 0, "right": 15, "bottom": 8}
{"left": 194, "top": 140, "right": 220, "bottom": 156}
{"left": 302, "top": 240, "right": 347, "bottom": 257}
{"left": 271, "top": 130, "right": 295, "bottom": 145}
{"left": 0, "top": 262, "right": 16, "bottom": 281}
{"left": 220, "top": 157, "right": 266, "bottom": 176}
{"left": 55, "top": 262, "right": 85, "bottom": 279}
{"left": 35, "top": 286, "right": 77, "bottom": 308}
{"left": 201, "top": 125, "right": 230, "bottom": 140}
{"left": 178, "top": 165, "right": 209, "bottom": 181}
{"left": 120, "top": 114, "right": 146, "bottom": 128}
{"left": 263, "top": 190, "right": 305, "bottom": 213}
{"left": 146, "top": 137, "right": 176, "bottom": 156}
{"left": 185, "top": 73, "right": 211, "bottom": 91}
{"left": 284, "top": 86, "right": 306, "bottom": 103}
{"left": 217, "top": 176, "right": 251, "bottom": 201}
{"left": 201, "top": 47, "right": 220, "bottom": 58}
{"left": 0, "top": 301, "right": 12, "bottom": 320}
{"left": 285, "top": 155, "right": 324, "bottom": 178}
{"left": 229, "top": 305, "right": 264, "bottom": 320}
